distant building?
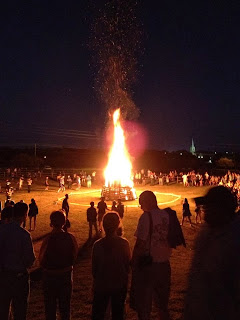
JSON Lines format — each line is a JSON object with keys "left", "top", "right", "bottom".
{"left": 190, "top": 138, "right": 196, "bottom": 155}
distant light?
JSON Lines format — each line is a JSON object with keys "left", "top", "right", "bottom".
{"left": 44, "top": 156, "right": 47, "bottom": 159}
{"left": 165, "top": 152, "right": 167, "bottom": 154}
{"left": 201, "top": 156, "right": 203, "bottom": 159}
{"left": 209, "top": 159, "right": 212, "bottom": 163}
{"left": 226, "top": 151, "right": 228, "bottom": 154}
{"left": 180, "top": 153, "right": 182, "bottom": 156}
{"left": 198, "top": 156, "right": 200, "bottom": 158}
{"left": 214, "top": 152, "right": 217, "bottom": 154}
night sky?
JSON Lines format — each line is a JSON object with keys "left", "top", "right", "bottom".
{"left": 1, "top": 0, "right": 240, "bottom": 152}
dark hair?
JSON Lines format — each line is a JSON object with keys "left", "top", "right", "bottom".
{"left": 50, "top": 210, "right": 66, "bottom": 228}
{"left": 103, "top": 211, "right": 120, "bottom": 235}
{"left": 90, "top": 201, "right": 94, "bottom": 206}
{"left": 139, "top": 190, "right": 157, "bottom": 207}
{"left": 1, "top": 206, "right": 13, "bottom": 221}
{"left": 205, "top": 186, "right": 237, "bottom": 210}
{"left": 204, "top": 186, "right": 237, "bottom": 227}
{"left": 13, "top": 202, "right": 28, "bottom": 218}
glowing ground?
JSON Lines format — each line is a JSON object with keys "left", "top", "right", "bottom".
{"left": 57, "top": 187, "right": 182, "bottom": 208}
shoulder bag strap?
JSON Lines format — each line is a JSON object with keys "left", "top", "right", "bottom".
{"left": 147, "top": 211, "right": 153, "bottom": 254}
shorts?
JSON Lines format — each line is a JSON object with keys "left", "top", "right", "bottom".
{"left": 98, "top": 213, "right": 104, "bottom": 222}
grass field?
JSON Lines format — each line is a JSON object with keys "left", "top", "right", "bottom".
{"left": 0, "top": 180, "right": 209, "bottom": 320}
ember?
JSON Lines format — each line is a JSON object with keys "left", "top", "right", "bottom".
{"left": 102, "top": 109, "right": 137, "bottom": 201}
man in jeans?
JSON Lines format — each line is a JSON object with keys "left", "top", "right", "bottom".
{"left": 132, "top": 191, "right": 172, "bottom": 320}
{"left": 0, "top": 202, "right": 36, "bottom": 320}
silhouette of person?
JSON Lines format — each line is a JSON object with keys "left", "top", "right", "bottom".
{"left": 87, "top": 202, "right": 99, "bottom": 238}
{"left": 111, "top": 200, "right": 118, "bottom": 211}
{"left": 0, "top": 202, "right": 35, "bottom": 320}
{"left": 181, "top": 198, "right": 193, "bottom": 226}
{"left": 97, "top": 197, "right": 108, "bottom": 232}
{"left": 117, "top": 199, "right": 124, "bottom": 219}
{"left": 92, "top": 212, "right": 131, "bottom": 320}
{"left": 131, "top": 190, "right": 172, "bottom": 320}
{"left": 39, "top": 210, "right": 78, "bottom": 320}
{"left": 62, "top": 194, "right": 69, "bottom": 218}
{"left": 28, "top": 198, "right": 38, "bottom": 231}
{"left": 184, "top": 186, "right": 240, "bottom": 320}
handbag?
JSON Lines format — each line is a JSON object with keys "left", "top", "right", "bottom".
{"left": 137, "top": 211, "right": 153, "bottom": 268}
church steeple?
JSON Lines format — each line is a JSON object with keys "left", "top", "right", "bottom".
{"left": 190, "top": 138, "right": 196, "bottom": 155}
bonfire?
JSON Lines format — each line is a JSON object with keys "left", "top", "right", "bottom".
{"left": 101, "top": 109, "right": 137, "bottom": 201}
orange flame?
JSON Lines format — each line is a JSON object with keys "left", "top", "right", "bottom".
{"left": 104, "top": 109, "right": 134, "bottom": 188}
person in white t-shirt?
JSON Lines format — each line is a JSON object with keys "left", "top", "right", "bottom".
{"left": 182, "top": 174, "right": 188, "bottom": 187}
{"left": 131, "top": 190, "right": 172, "bottom": 320}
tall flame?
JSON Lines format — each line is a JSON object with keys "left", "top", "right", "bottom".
{"left": 104, "top": 109, "right": 134, "bottom": 188}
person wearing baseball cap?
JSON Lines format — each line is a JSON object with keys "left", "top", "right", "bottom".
{"left": 185, "top": 186, "right": 240, "bottom": 319}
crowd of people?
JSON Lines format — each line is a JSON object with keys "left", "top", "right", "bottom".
{"left": 56, "top": 172, "right": 93, "bottom": 192}
{"left": 0, "top": 190, "right": 185, "bottom": 320}
{"left": 0, "top": 168, "right": 97, "bottom": 197}
{"left": 134, "top": 169, "right": 240, "bottom": 192}
{"left": 1, "top": 186, "right": 240, "bottom": 320}
{"left": 1, "top": 168, "right": 240, "bottom": 319}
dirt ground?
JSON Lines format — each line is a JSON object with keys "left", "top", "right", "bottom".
{"left": 0, "top": 180, "right": 209, "bottom": 319}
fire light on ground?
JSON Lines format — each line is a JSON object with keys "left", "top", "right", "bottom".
{"left": 102, "top": 109, "right": 137, "bottom": 201}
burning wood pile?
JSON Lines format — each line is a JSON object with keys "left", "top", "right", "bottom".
{"left": 101, "top": 109, "right": 137, "bottom": 201}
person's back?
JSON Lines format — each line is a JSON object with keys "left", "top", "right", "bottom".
{"left": 111, "top": 201, "right": 117, "bottom": 212}
{"left": 185, "top": 218, "right": 240, "bottom": 320}
{"left": 87, "top": 206, "right": 97, "bottom": 222}
{"left": 92, "top": 236, "right": 130, "bottom": 292}
{"left": 183, "top": 201, "right": 189, "bottom": 213}
{"left": 117, "top": 201, "right": 124, "bottom": 219}
{"left": 97, "top": 199, "right": 107, "bottom": 214}
{"left": 0, "top": 206, "right": 13, "bottom": 225}
{"left": 0, "top": 202, "right": 35, "bottom": 320}
{"left": 39, "top": 210, "right": 78, "bottom": 320}
{"left": 136, "top": 207, "right": 172, "bottom": 262}
{"left": 97, "top": 198, "right": 108, "bottom": 232}
{"left": 41, "top": 232, "right": 76, "bottom": 270}
{"left": 185, "top": 186, "right": 240, "bottom": 320}
{"left": 92, "top": 212, "right": 131, "bottom": 320}
{"left": 0, "top": 222, "right": 35, "bottom": 271}
{"left": 131, "top": 190, "right": 175, "bottom": 320}
{"left": 87, "top": 202, "right": 99, "bottom": 238}
{"left": 29, "top": 201, "right": 38, "bottom": 216}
